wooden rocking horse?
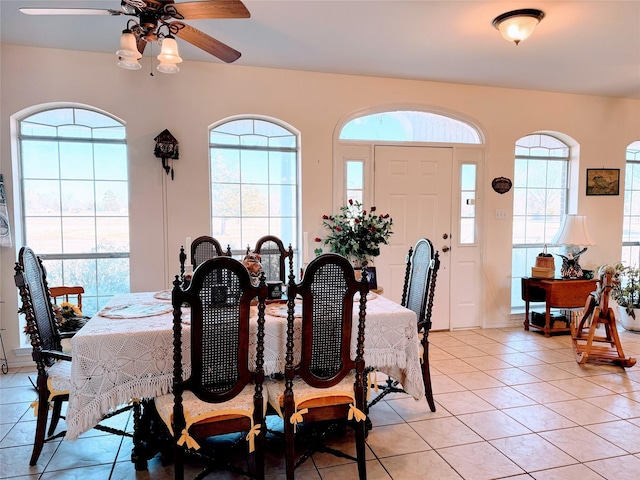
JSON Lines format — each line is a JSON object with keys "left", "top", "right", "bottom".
{"left": 571, "top": 267, "right": 636, "bottom": 367}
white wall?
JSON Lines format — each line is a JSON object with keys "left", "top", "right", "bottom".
{"left": 2, "top": 44, "right": 639, "bottom": 366}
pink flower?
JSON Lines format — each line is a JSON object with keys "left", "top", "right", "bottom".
{"left": 336, "top": 226, "right": 342, "bottom": 232}
{"left": 348, "top": 199, "right": 353, "bottom": 205}
{"left": 314, "top": 237, "right": 321, "bottom": 242}
{"left": 354, "top": 218, "right": 360, "bottom": 224}
{"left": 370, "top": 227, "right": 376, "bottom": 232}
{"left": 371, "top": 206, "right": 377, "bottom": 212}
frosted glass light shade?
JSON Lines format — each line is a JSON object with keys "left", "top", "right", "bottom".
{"left": 116, "top": 31, "right": 141, "bottom": 59}
{"left": 117, "top": 57, "right": 142, "bottom": 70}
{"left": 492, "top": 9, "right": 545, "bottom": 45}
{"left": 551, "top": 215, "right": 596, "bottom": 246}
{"left": 157, "top": 36, "right": 183, "bottom": 64}
{"left": 157, "top": 61, "right": 180, "bottom": 74}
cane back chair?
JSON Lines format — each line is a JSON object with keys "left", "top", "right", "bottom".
{"left": 252, "top": 235, "right": 288, "bottom": 283}
{"left": 267, "top": 253, "right": 370, "bottom": 480}
{"left": 14, "top": 246, "right": 135, "bottom": 466}
{"left": 190, "top": 235, "right": 231, "bottom": 269}
{"left": 368, "top": 238, "right": 440, "bottom": 412}
{"left": 155, "top": 257, "right": 268, "bottom": 480}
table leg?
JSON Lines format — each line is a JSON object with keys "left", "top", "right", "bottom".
{"left": 131, "top": 398, "right": 173, "bottom": 470}
{"left": 544, "top": 305, "right": 552, "bottom": 337}
{"left": 524, "top": 300, "right": 530, "bottom": 331}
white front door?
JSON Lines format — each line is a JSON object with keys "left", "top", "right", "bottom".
{"left": 373, "top": 145, "right": 453, "bottom": 331}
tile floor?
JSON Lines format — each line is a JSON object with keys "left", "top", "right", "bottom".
{"left": 2, "top": 326, "right": 640, "bottom": 479}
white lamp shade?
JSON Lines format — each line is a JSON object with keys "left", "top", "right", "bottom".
{"left": 157, "top": 37, "right": 183, "bottom": 64}
{"left": 117, "top": 57, "right": 142, "bottom": 70}
{"left": 551, "top": 215, "right": 596, "bottom": 246}
{"left": 116, "top": 31, "right": 141, "bottom": 59}
{"left": 157, "top": 61, "right": 180, "bottom": 74}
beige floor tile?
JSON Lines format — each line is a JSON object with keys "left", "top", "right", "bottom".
{"left": 539, "top": 426, "right": 627, "bottom": 462}
{"left": 457, "top": 410, "right": 531, "bottom": 440}
{"left": 366, "top": 400, "right": 406, "bottom": 427}
{"left": 434, "top": 391, "right": 495, "bottom": 415}
{"left": 430, "top": 358, "right": 479, "bottom": 375}
{"left": 448, "top": 371, "right": 506, "bottom": 390}
{"left": 429, "top": 336, "right": 469, "bottom": 348}
{"left": 585, "top": 419, "right": 640, "bottom": 454}
{"left": 365, "top": 423, "right": 431, "bottom": 458}
{"left": 503, "top": 340, "right": 551, "bottom": 353}
{"left": 583, "top": 373, "right": 640, "bottom": 393}
{"left": 495, "top": 352, "right": 546, "bottom": 367}
{"left": 46, "top": 433, "right": 124, "bottom": 471}
{"left": 519, "top": 364, "right": 578, "bottom": 381}
{"left": 473, "top": 386, "right": 538, "bottom": 409}
{"left": 552, "top": 361, "right": 611, "bottom": 378}
{"left": 586, "top": 393, "right": 640, "bottom": 419}
{"left": 458, "top": 334, "right": 503, "bottom": 346}
{"left": 386, "top": 396, "right": 450, "bottom": 423}
{"left": 317, "top": 459, "right": 389, "bottom": 479}
{"left": 485, "top": 367, "right": 542, "bottom": 385}
{"left": 526, "top": 348, "right": 575, "bottom": 363}
{"left": 545, "top": 399, "right": 621, "bottom": 425}
{"left": 473, "top": 343, "right": 521, "bottom": 356}
{"left": 513, "top": 381, "right": 578, "bottom": 403}
{"left": 430, "top": 374, "right": 467, "bottom": 394}
{"left": 410, "top": 416, "right": 483, "bottom": 448}
{"left": 584, "top": 454, "right": 640, "bottom": 480}
{"left": 502, "top": 405, "right": 577, "bottom": 432}
{"left": 380, "top": 450, "right": 463, "bottom": 479}
{"left": 464, "top": 355, "right": 511, "bottom": 372}
{"left": 437, "top": 442, "right": 524, "bottom": 480}
{"left": 491, "top": 433, "right": 577, "bottom": 472}
{"left": 442, "top": 345, "right": 488, "bottom": 359}
{"left": 549, "top": 378, "right": 618, "bottom": 398}
{"left": 39, "top": 463, "right": 117, "bottom": 480}
{"left": 0, "top": 441, "right": 57, "bottom": 477}
{"left": 529, "top": 463, "right": 606, "bottom": 480}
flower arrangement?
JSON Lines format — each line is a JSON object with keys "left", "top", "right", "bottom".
{"left": 54, "top": 301, "right": 88, "bottom": 332}
{"left": 611, "top": 263, "right": 640, "bottom": 319}
{"left": 315, "top": 199, "right": 393, "bottom": 264}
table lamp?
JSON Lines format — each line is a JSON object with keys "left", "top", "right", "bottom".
{"left": 551, "top": 214, "right": 596, "bottom": 278}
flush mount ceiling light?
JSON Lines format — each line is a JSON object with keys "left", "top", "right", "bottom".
{"left": 492, "top": 8, "right": 545, "bottom": 45}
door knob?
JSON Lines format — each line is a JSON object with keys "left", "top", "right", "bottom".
{"left": 442, "top": 246, "right": 450, "bottom": 252}
{"left": 442, "top": 233, "right": 449, "bottom": 240}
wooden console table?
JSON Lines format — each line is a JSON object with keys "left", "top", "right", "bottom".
{"left": 521, "top": 277, "right": 598, "bottom": 337}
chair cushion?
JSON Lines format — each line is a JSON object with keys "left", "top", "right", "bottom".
{"left": 48, "top": 360, "right": 72, "bottom": 398}
{"left": 155, "top": 382, "right": 266, "bottom": 437}
{"left": 266, "top": 372, "right": 356, "bottom": 418}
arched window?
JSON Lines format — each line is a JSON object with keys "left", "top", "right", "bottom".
{"left": 340, "top": 110, "right": 481, "bottom": 143}
{"left": 209, "top": 118, "right": 299, "bottom": 253}
{"left": 17, "top": 107, "right": 130, "bottom": 315}
{"left": 622, "top": 140, "right": 640, "bottom": 267}
{"left": 511, "top": 134, "right": 570, "bottom": 309}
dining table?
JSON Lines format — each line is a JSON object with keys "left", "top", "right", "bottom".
{"left": 65, "top": 289, "right": 424, "bottom": 463}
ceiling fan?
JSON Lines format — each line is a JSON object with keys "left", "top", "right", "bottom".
{"left": 20, "top": 0, "right": 250, "bottom": 66}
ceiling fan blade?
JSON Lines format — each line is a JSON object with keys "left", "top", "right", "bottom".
{"left": 174, "top": 23, "right": 241, "bottom": 63}
{"left": 171, "top": 0, "right": 250, "bottom": 20}
{"left": 19, "top": 8, "right": 123, "bottom": 16}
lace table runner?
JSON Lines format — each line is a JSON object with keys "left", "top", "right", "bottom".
{"left": 66, "top": 291, "right": 422, "bottom": 440}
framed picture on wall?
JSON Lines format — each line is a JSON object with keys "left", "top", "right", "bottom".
{"left": 586, "top": 168, "right": 620, "bottom": 196}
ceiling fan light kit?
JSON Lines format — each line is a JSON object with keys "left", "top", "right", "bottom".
{"left": 21, "top": 0, "right": 251, "bottom": 73}
{"left": 492, "top": 8, "right": 545, "bottom": 45}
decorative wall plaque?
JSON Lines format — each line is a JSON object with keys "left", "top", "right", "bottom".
{"left": 492, "top": 177, "right": 512, "bottom": 194}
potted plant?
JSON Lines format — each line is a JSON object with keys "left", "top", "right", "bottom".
{"left": 611, "top": 263, "right": 640, "bottom": 331}
{"left": 314, "top": 199, "right": 393, "bottom": 266}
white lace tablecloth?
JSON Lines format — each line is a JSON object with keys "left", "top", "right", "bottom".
{"left": 66, "top": 291, "right": 422, "bottom": 440}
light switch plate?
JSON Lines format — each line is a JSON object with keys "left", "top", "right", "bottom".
{"left": 495, "top": 209, "right": 508, "bottom": 220}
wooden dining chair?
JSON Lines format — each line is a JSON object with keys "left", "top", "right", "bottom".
{"left": 155, "top": 257, "right": 268, "bottom": 480}
{"left": 14, "top": 246, "right": 136, "bottom": 466}
{"left": 253, "top": 235, "right": 288, "bottom": 282}
{"left": 368, "top": 238, "right": 440, "bottom": 412}
{"left": 190, "top": 235, "right": 230, "bottom": 269}
{"left": 49, "top": 285, "right": 84, "bottom": 312}
{"left": 267, "top": 253, "right": 370, "bottom": 480}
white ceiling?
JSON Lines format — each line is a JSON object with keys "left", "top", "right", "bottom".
{"left": 2, "top": 0, "right": 639, "bottom": 99}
